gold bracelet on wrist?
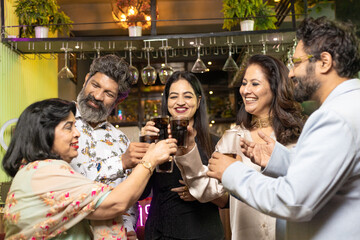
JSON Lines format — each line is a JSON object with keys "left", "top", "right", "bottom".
{"left": 139, "top": 160, "right": 153, "bottom": 174}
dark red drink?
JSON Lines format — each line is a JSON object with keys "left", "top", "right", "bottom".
{"left": 224, "top": 153, "right": 237, "bottom": 158}
{"left": 139, "top": 135, "right": 158, "bottom": 143}
{"left": 151, "top": 115, "right": 169, "bottom": 140}
{"left": 170, "top": 116, "right": 189, "bottom": 148}
{"left": 156, "top": 159, "right": 173, "bottom": 173}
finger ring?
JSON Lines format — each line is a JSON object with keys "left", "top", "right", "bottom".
{"left": 182, "top": 192, "right": 185, "bottom": 197}
{"left": 184, "top": 185, "right": 188, "bottom": 191}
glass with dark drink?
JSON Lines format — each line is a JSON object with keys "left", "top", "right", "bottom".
{"left": 156, "top": 158, "right": 174, "bottom": 173}
{"left": 223, "top": 153, "right": 237, "bottom": 158}
{"left": 216, "top": 129, "right": 238, "bottom": 159}
{"left": 139, "top": 134, "right": 158, "bottom": 143}
{"left": 150, "top": 115, "right": 169, "bottom": 140}
{"left": 170, "top": 116, "right": 189, "bottom": 148}
{"left": 149, "top": 115, "right": 173, "bottom": 173}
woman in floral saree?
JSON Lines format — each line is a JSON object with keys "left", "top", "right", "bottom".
{"left": 2, "top": 98, "right": 177, "bottom": 240}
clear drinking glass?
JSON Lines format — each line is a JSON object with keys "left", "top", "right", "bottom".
{"left": 159, "top": 45, "right": 173, "bottom": 84}
{"left": 222, "top": 44, "right": 239, "bottom": 72}
{"left": 128, "top": 48, "right": 139, "bottom": 84}
{"left": 216, "top": 129, "right": 239, "bottom": 158}
{"left": 141, "top": 48, "right": 157, "bottom": 85}
{"left": 191, "top": 45, "right": 209, "bottom": 73}
{"left": 58, "top": 48, "right": 74, "bottom": 79}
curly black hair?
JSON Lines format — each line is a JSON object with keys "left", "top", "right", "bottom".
{"left": 296, "top": 17, "right": 360, "bottom": 78}
{"left": 88, "top": 54, "right": 131, "bottom": 101}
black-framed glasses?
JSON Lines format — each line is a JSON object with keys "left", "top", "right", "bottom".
{"left": 289, "top": 55, "right": 314, "bottom": 69}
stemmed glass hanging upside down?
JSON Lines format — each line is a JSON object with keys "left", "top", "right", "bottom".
{"left": 58, "top": 45, "right": 74, "bottom": 79}
{"left": 191, "top": 39, "right": 209, "bottom": 73}
{"left": 141, "top": 41, "right": 157, "bottom": 85}
{"left": 159, "top": 40, "right": 174, "bottom": 84}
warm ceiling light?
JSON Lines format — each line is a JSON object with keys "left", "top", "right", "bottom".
{"left": 274, "top": 0, "right": 280, "bottom": 2}
{"left": 209, "top": 91, "right": 213, "bottom": 94}
{"left": 211, "top": 120, "right": 215, "bottom": 124}
{"left": 128, "top": 7, "right": 135, "bottom": 15}
{"left": 208, "top": 61, "right": 212, "bottom": 65}
{"left": 120, "top": 14, "right": 126, "bottom": 22}
{"left": 112, "top": 0, "right": 154, "bottom": 30}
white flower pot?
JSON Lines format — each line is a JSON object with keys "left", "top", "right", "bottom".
{"left": 128, "top": 26, "right": 142, "bottom": 37}
{"left": 35, "top": 26, "right": 49, "bottom": 38}
{"left": 240, "top": 20, "right": 254, "bottom": 31}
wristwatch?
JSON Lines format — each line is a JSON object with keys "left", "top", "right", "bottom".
{"left": 140, "top": 160, "right": 153, "bottom": 174}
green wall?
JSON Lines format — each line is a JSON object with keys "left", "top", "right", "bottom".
{"left": 0, "top": 0, "right": 58, "bottom": 181}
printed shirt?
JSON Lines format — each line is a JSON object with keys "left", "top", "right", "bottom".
{"left": 70, "top": 108, "right": 137, "bottom": 231}
{"left": 70, "top": 109, "right": 129, "bottom": 184}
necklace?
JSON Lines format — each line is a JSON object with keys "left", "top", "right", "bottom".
{"left": 251, "top": 116, "right": 273, "bottom": 129}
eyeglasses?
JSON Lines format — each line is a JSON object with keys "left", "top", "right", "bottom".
{"left": 289, "top": 55, "right": 314, "bottom": 69}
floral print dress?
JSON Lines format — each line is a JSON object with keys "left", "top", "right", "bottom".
{"left": 3, "top": 160, "right": 127, "bottom": 240}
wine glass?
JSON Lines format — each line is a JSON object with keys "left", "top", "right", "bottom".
{"left": 222, "top": 43, "right": 239, "bottom": 72}
{"left": 191, "top": 45, "right": 209, "bottom": 73}
{"left": 128, "top": 48, "right": 139, "bottom": 84}
{"left": 141, "top": 46, "right": 157, "bottom": 85}
{"left": 159, "top": 40, "right": 174, "bottom": 84}
{"left": 58, "top": 47, "right": 74, "bottom": 79}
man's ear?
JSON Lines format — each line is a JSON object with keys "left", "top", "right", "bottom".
{"left": 318, "top": 52, "right": 333, "bottom": 74}
{"left": 83, "top": 73, "right": 90, "bottom": 87}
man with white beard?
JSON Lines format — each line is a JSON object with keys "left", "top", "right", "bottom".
{"left": 71, "top": 54, "right": 147, "bottom": 240}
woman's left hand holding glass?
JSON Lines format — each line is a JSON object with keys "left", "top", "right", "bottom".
{"left": 141, "top": 120, "right": 159, "bottom": 137}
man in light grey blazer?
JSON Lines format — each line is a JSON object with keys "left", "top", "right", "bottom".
{"left": 207, "top": 17, "right": 360, "bottom": 240}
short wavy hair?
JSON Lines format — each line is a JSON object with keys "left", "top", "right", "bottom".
{"left": 296, "top": 17, "right": 360, "bottom": 78}
{"left": 87, "top": 54, "right": 132, "bottom": 102}
{"left": 237, "top": 54, "right": 305, "bottom": 145}
{"left": 2, "top": 98, "right": 76, "bottom": 177}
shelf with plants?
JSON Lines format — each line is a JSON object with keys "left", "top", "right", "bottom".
{"left": 222, "top": 0, "right": 277, "bottom": 31}
{"left": 14, "top": 0, "right": 73, "bottom": 38}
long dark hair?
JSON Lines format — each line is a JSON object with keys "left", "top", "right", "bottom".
{"left": 237, "top": 54, "right": 304, "bottom": 145}
{"left": 2, "top": 98, "right": 76, "bottom": 177}
{"left": 162, "top": 71, "right": 214, "bottom": 157}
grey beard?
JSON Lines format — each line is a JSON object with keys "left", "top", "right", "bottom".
{"left": 76, "top": 90, "right": 112, "bottom": 124}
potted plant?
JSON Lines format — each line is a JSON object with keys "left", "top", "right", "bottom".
{"left": 14, "top": 0, "right": 73, "bottom": 38}
{"left": 112, "top": 0, "right": 154, "bottom": 36}
{"left": 222, "top": 0, "right": 277, "bottom": 31}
